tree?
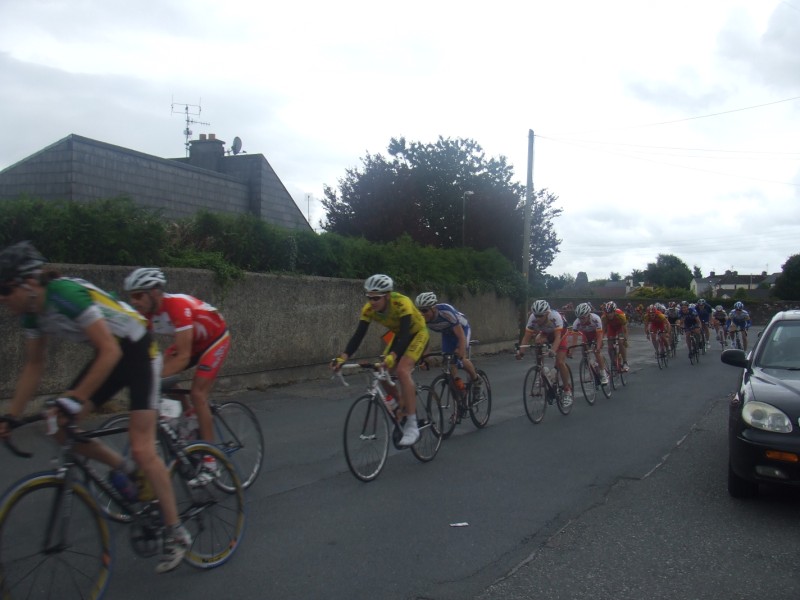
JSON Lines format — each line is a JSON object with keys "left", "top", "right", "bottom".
{"left": 644, "top": 254, "right": 692, "bottom": 289}
{"left": 609, "top": 272, "right": 621, "bottom": 281}
{"left": 629, "top": 269, "right": 644, "bottom": 284}
{"left": 773, "top": 254, "right": 800, "bottom": 300}
{"left": 693, "top": 265, "right": 702, "bottom": 278}
{"left": 321, "top": 136, "right": 562, "bottom": 273}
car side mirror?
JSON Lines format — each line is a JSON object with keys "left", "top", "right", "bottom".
{"left": 721, "top": 348, "right": 749, "bottom": 370}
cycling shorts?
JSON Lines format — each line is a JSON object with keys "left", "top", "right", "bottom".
{"left": 385, "top": 328, "right": 430, "bottom": 363}
{"left": 441, "top": 324, "right": 471, "bottom": 355}
{"left": 166, "top": 329, "right": 231, "bottom": 380}
{"left": 649, "top": 321, "right": 668, "bottom": 334}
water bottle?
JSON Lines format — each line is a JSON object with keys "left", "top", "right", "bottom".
{"left": 109, "top": 469, "right": 139, "bottom": 502}
{"left": 454, "top": 377, "right": 467, "bottom": 398}
{"left": 542, "top": 366, "right": 556, "bottom": 385}
{"left": 384, "top": 394, "right": 398, "bottom": 413}
{"left": 177, "top": 408, "right": 199, "bottom": 441}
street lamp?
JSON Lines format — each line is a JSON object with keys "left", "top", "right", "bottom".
{"left": 461, "top": 190, "right": 474, "bottom": 247}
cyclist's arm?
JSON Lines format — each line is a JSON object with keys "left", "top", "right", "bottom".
{"left": 162, "top": 327, "right": 193, "bottom": 377}
{"left": 66, "top": 318, "right": 122, "bottom": 404}
{"left": 388, "top": 314, "right": 413, "bottom": 360}
{"left": 6, "top": 336, "right": 47, "bottom": 419}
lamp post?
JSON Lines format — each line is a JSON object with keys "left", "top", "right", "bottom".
{"left": 461, "top": 190, "right": 474, "bottom": 247}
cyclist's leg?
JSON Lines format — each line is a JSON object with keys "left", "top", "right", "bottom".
{"left": 188, "top": 332, "right": 231, "bottom": 443}
{"left": 129, "top": 410, "right": 179, "bottom": 526}
{"left": 392, "top": 329, "right": 429, "bottom": 445}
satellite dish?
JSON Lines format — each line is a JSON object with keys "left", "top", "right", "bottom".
{"left": 231, "top": 136, "right": 242, "bottom": 155}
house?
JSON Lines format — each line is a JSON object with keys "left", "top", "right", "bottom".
{"left": 691, "top": 270, "right": 778, "bottom": 299}
{"left": 0, "top": 133, "right": 311, "bottom": 232}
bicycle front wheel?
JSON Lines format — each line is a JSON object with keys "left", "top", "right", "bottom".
{"left": 343, "top": 395, "right": 390, "bottom": 482}
{"left": 171, "top": 443, "right": 246, "bottom": 569}
{"left": 607, "top": 348, "right": 619, "bottom": 391}
{"left": 411, "top": 385, "right": 443, "bottom": 463}
{"left": 0, "top": 475, "right": 112, "bottom": 600}
{"left": 523, "top": 367, "right": 547, "bottom": 424}
{"left": 213, "top": 401, "right": 264, "bottom": 490}
{"left": 469, "top": 370, "right": 492, "bottom": 429}
{"left": 431, "top": 374, "right": 458, "bottom": 439}
{"left": 578, "top": 360, "right": 597, "bottom": 406}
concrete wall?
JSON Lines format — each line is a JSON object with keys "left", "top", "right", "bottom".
{"left": 0, "top": 266, "right": 521, "bottom": 404}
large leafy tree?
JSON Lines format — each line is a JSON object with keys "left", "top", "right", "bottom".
{"left": 644, "top": 254, "right": 693, "bottom": 289}
{"left": 773, "top": 254, "right": 800, "bottom": 300}
{"left": 322, "top": 136, "right": 561, "bottom": 272}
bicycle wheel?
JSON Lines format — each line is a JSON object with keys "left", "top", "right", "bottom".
{"left": 411, "top": 385, "right": 443, "bottom": 462}
{"left": 655, "top": 349, "right": 664, "bottom": 370}
{"left": 431, "top": 374, "right": 457, "bottom": 439}
{"left": 578, "top": 359, "right": 597, "bottom": 406}
{"left": 170, "top": 443, "right": 245, "bottom": 568}
{"left": 556, "top": 364, "right": 574, "bottom": 416}
{"left": 607, "top": 348, "right": 618, "bottom": 390}
{"left": 689, "top": 337, "right": 697, "bottom": 365}
{"left": 522, "top": 366, "right": 547, "bottom": 424}
{"left": 343, "top": 394, "right": 390, "bottom": 482}
{"left": 468, "top": 369, "right": 492, "bottom": 429}
{"left": 618, "top": 357, "right": 627, "bottom": 386}
{"left": 0, "top": 474, "right": 112, "bottom": 600}
{"left": 599, "top": 367, "right": 612, "bottom": 399}
{"left": 213, "top": 401, "right": 264, "bottom": 490}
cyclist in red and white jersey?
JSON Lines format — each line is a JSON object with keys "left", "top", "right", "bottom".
{"left": 515, "top": 299, "right": 573, "bottom": 408}
{"left": 571, "top": 302, "right": 609, "bottom": 385}
{"left": 124, "top": 268, "right": 231, "bottom": 480}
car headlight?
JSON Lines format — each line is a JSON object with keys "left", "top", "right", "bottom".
{"left": 742, "top": 401, "right": 793, "bottom": 433}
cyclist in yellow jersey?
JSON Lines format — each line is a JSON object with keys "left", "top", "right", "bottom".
{"left": 332, "top": 274, "right": 429, "bottom": 446}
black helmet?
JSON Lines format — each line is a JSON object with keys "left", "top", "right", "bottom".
{"left": 0, "top": 241, "right": 46, "bottom": 283}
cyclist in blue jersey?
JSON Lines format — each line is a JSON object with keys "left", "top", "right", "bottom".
{"left": 0, "top": 241, "right": 190, "bottom": 573}
{"left": 414, "top": 292, "right": 480, "bottom": 389}
{"left": 679, "top": 300, "right": 702, "bottom": 357}
{"left": 695, "top": 299, "right": 714, "bottom": 349}
{"left": 726, "top": 301, "right": 752, "bottom": 351}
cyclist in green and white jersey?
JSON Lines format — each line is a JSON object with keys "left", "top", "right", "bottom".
{"left": 0, "top": 241, "right": 190, "bottom": 574}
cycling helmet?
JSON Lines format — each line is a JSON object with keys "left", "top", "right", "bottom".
{"left": 530, "top": 299, "right": 550, "bottom": 315}
{"left": 734, "top": 301, "right": 744, "bottom": 310}
{"left": 0, "top": 241, "right": 46, "bottom": 283}
{"left": 415, "top": 292, "right": 437, "bottom": 309}
{"left": 689, "top": 303, "right": 696, "bottom": 309}
{"left": 655, "top": 303, "right": 666, "bottom": 312}
{"left": 363, "top": 274, "right": 393, "bottom": 293}
{"left": 680, "top": 300, "right": 689, "bottom": 307}
{"left": 698, "top": 298, "right": 706, "bottom": 305}
{"left": 575, "top": 302, "right": 592, "bottom": 318}
{"left": 604, "top": 301, "right": 617, "bottom": 314}
{"left": 668, "top": 301, "right": 676, "bottom": 308}
{"left": 715, "top": 305, "right": 723, "bottom": 311}
{"left": 124, "top": 267, "right": 166, "bottom": 292}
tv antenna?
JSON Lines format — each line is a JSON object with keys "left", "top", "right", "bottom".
{"left": 171, "top": 97, "right": 210, "bottom": 156}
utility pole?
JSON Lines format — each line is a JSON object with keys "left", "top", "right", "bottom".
{"left": 522, "top": 129, "right": 534, "bottom": 281}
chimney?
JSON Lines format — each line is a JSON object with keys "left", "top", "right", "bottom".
{"left": 709, "top": 271, "right": 715, "bottom": 277}
{"left": 188, "top": 134, "right": 225, "bottom": 172}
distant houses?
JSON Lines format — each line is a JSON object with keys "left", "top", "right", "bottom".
{"left": 691, "top": 270, "right": 779, "bottom": 300}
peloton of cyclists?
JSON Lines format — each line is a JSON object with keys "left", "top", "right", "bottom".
{"left": 726, "top": 301, "right": 752, "bottom": 351}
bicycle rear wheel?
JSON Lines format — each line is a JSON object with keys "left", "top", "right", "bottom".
{"left": 213, "top": 401, "right": 264, "bottom": 489}
{"left": 0, "top": 475, "right": 112, "bottom": 600}
{"left": 431, "top": 374, "right": 458, "bottom": 439}
{"left": 578, "top": 360, "right": 597, "bottom": 406}
{"left": 468, "top": 370, "right": 492, "bottom": 428}
{"left": 171, "top": 443, "right": 246, "bottom": 569}
{"left": 523, "top": 366, "right": 547, "bottom": 424}
{"left": 608, "top": 348, "right": 619, "bottom": 390}
{"left": 411, "top": 385, "right": 443, "bottom": 462}
{"left": 556, "top": 364, "right": 574, "bottom": 415}
{"left": 343, "top": 395, "right": 390, "bottom": 482}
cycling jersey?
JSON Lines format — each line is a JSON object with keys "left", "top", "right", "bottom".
{"left": 147, "top": 293, "right": 228, "bottom": 357}
{"left": 647, "top": 311, "right": 670, "bottom": 332}
{"left": 345, "top": 292, "right": 429, "bottom": 361}
{"left": 712, "top": 310, "right": 727, "bottom": 323}
{"left": 695, "top": 304, "right": 713, "bottom": 323}
{"left": 665, "top": 308, "right": 680, "bottom": 323}
{"left": 680, "top": 308, "right": 701, "bottom": 330}
{"left": 572, "top": 313, "right": 603, "bottom": 339}
{"left": 602, "top": 309, "right": 627, "bottom": 334}
{"left": 525, "top": 310, "right": 567, "bottom": 350}
{"left": 726, "top": 310, "right": 751, "bottom": 331}
{"left": 426, "top": 303, "right": 471, "bottom": 355}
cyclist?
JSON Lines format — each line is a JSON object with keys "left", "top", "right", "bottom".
{"left": 712, "top": 304, "right": 728, "bottom": 346}
{"left": 0, "top": 241, "right": 190, "bottom": 573}
{"left": 332, "top": 274, "right": 429, "bottom": 446}
{"left": 515, "top": 299, "right": 573, "bottom": 408}
{"left": 124, "top": 267, "right": 231, "bottom": 483}
{"left": 414, "top": 292, "right": 480, "bottom": 392}
{"left": 679, "top": 301, "right": 703, "bottom": 356}
{"left": 571, "top": 302, "right": 608, "bottom": 385}
{"left": 695, "top": 299, "right": 713, "bottom": 349}
{"left": 645, "top": 305, "right": 671, "bottom": 357}
{"left": 601, "top": 301, "right": 630, "bottom": 372}
{"left": 726, "top": 301, "right": 752, "bottom": 351}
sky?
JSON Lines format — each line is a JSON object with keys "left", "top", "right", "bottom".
{"left": 1, "top": 0, "right": 799, "bottom": 282}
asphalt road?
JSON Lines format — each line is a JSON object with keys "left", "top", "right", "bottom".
{"left": 3, "top": 325, "right": 798, "bottom": 599}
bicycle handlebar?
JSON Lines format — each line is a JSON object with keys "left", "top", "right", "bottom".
{"left": 332, "top": 361, "right": 397, "bottom": 387}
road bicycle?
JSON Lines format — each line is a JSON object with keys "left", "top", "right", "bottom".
{"left": 100, "top": 384, "right": 264, "bottom": 491}
{"left": 426, "top": 345, "right": 492, "bottom": 439}
{"left": 570, "top": 340, "right": 611, "bottom": 405}
{"left": 687, "top": 328, "right": 702, "bottom": 365}
{"left": 606, "top": 336, "right": 627, "bottom": 389}
{"left": 728, "top": 326, "right": 744, "bottom": 350}
{"left": 516, "top": 343, "right": 574, "bottom": 424}
{"left": 651, "top": 331, "right": 669, "bottom": 370}
{"left": 336, "top": 360, "right": 443, "bottom": 482}
{"left": 699, "top": 326, "right": 708, "bottom": 355}
{"left": 0, "top": 407, "right": 246, "bottom": 600}
{"left": 669, "top": 323, "right": 680, "bottom": 358}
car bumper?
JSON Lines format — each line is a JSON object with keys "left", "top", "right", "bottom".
{"left": 730, "top": 427, "right": 800, "bottom": 487}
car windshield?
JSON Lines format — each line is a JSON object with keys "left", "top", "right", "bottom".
{"left": 756, "top": 321, "right": 800, "bottom": 370}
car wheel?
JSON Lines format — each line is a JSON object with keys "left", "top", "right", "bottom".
{"left": 728, "top": 462, "right": 758, "bottom": 498}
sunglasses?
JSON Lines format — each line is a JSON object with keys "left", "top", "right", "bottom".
{"left": 419, "top": 307, "right": 432, "bottom": 313}
{"left": 366, "top": 295, "right": 384, "bottom": 302}
{"left": 130, "top": 291, "right": 149, "bottom": 301}
{"left": 0, "top": 283, "right": 16, "bottom": 297}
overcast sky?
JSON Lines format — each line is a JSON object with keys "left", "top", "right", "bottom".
{"left": 1, "top": 0, "right": 799, "bottom": 282}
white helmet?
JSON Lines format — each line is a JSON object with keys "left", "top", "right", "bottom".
{"left": 415, "top": 292, "right": 437, "bottom": 308}
{"left": 363, "top": 274, "right": 393, "bottom": 293}
{"left": 575, "top": 302, "right": 592, "bottom": 317}
{"left": 530, "top": 299, "right": 550, "bottom": 315}
{"left": 124, "top": 267, "right": 166, "bottom": 291}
